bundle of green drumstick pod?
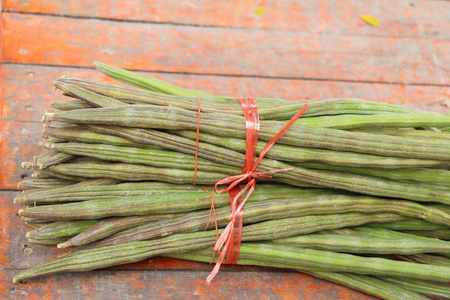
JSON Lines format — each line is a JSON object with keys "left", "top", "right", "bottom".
{"left": 14, "top": 61, "right": 450, "bottom": 299}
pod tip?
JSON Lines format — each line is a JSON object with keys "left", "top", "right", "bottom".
{"left": 57, "top": 241, "right": 71, "bottom": 249}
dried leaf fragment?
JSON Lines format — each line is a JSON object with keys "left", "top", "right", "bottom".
{"left": 361, "top": 15, "right": 380, "bottom": 27}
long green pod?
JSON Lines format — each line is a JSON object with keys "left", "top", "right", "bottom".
{"left": 43, "top": 125, "right": 147, "bottom": 148}
{"left": 241, "top": 213, "right": 407, "bottom": 242}
{"left": 47, "top": 161, "right": 227, "bottom": 184}
{"left": 26, "top": 220, "right": 98, "bottom": 240}
{"left": 47, "top": 142, "right": 242, "bottom": 176}
{"left": 233, "top": 243, "right": 450, "bottom": 281}
{"left": 19, "top": 191, "right": 220, "bottom": 220}
{"left": 24, "top": 222, "right": 50, "bottom": 229}
{"left": 350, "top": 127, "right": 450, "bottom": 140}
{"left": 18, "top": 187, "right": 338, "bottom": 220}
{"left": 58, "top": 214, "right": 184, "bottom": 248}
{"left": 286, "top": 113, "right": 450, "bottom": 129}
{"left": 382, "top": 277, "right": 450, "bottom": 298}
{"left": 408, "top": 182, "right": 450, "bottom": 193}
{"left": 50, "top": 99, "right": 91, "bottom": 110}
{"left": 406, "top": 254, "right": 450, "bottom": 267}
{"left": 15, "top": 181, "right": 209, "bottom": 204}
{"left": 34, "top": 150, "right": 74, "bottom": 169}
{"left": 17, "top": 178, "right": 75, "bottom": 189}
{"left": 53, "top": 81, "right": 126, "bottom": 108}
{"left": 169, "top": 250, "right": 429, "bottom": 300}
{"left": 16, "top": 181, "right": 331, "bottom": 205}
{"left": 13, "top": 231, "right": 218, "bottom": 283}
{"left": 93, "top": 212, "right": 408, "bottom": 250}
{"left": 21, "top": 217, "right": 53, "bottom": 224}
{"left": 402, "top": 230, "right": 450, "bottom": 240}
{"left": 346, "top": 227, "right": 450, "bottom": 242}
{"left": 16, "top": 178, "right": 121, "bottom": 203}
{"left": 14, "top": 230, "right": 450, "bottom": 283}
{"left": 34, "top": 168, "right": 86, "bottom": 182}
{"left": 295, "top": 162, "right": 450, "bottom": 184}
{"left": 366, "top": 220, "right": 448, "bottom": 231}
{"left": 85, "top": 196, "right": 449, "bottom": 248}
{"left": 45, "top": 159, "right": 318, "bottom": 189}
{"left": 271, "top": 233, "right": 450, "bottom": 254}
{"left": 94, "top": 61, "right": 211, "bottom": 96}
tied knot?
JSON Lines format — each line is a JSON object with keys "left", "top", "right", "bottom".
{"left": 214, "top": 168, "right": 294, "bottom": 208}
{"left": 214, "top": 170, "right": 272, "bottom": 194}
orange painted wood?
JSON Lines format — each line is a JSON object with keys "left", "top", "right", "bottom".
{"left": 2, "top": 13, "right": 449, "bottom": 85}
{"left": 1, "top": 64, "right": 448, "bottom": 124}
{"left": 0, "top": 269, "right": 377, "bottom": 299}
{"left": 0, "top": 121, "right": 43, "bottom": 189}
{"left": 0, "top": 192, "right": 16, "bottom": 269}
{"left": 3, "top": 0, "right": 450, "bottom": 39}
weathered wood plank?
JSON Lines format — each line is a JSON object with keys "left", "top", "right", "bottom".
{"left": 0, "top": 269, "right": 377, "bottom": 299}
{"left": 3, "top": 0, "right": 449, "bottom": 39}
{"left": 2, "top": 13, "right": 449, "bottom": 85}
{"left": 0, "top": 192, "right": 17, "bottom": 269}
{"left": 0, "top": 121, "right": 42, "bottom": 189}
{"left": 1, "top": 64, "right": 448, "bottom": 124}
{"left": 0, "top": 121, "right": 39, "bottom": 189}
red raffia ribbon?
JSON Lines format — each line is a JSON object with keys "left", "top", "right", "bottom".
{"left": 206, "top": 98, "right": 308, "bottom": 282}
{"left": 203, "top": 186, "right": 219, "bottom": 240}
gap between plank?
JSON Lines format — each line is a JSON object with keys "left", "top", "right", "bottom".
{"left": 3, "top": 62, "right": 450, "bottom": 88}
{"left": 2, "top": 10, "right": 449, "bottom": 41}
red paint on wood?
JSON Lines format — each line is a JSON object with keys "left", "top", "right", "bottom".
{"left": 3, "top": 0, "right": 449, "bottom": 39}
{"left": 1, "top": 269, "right": 378, "bottom": 299}
{"left": 0, "top": 121, "right": 42, "bottom": 189}
{"left": 2, "top": 13, "right": 449, "bottom": 85}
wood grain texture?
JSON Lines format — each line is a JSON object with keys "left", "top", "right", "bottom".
{"left": 3, "top": 0, "right": 450, "bottom": 39}
{"left": 0, "top": 121, "right": 42, "bottom": 189}
{"left": 1, "top": 269, "right": 377, "bottom": 300}
{"left": 2, "top": 13, "right": 449, "bottom": 85}
{"left": 0, "top": 193, "right": 376, "bottom": 299}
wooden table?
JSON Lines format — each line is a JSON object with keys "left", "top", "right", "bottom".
{"left": 1, "top": 1, "right": 449, "bottom": 298}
